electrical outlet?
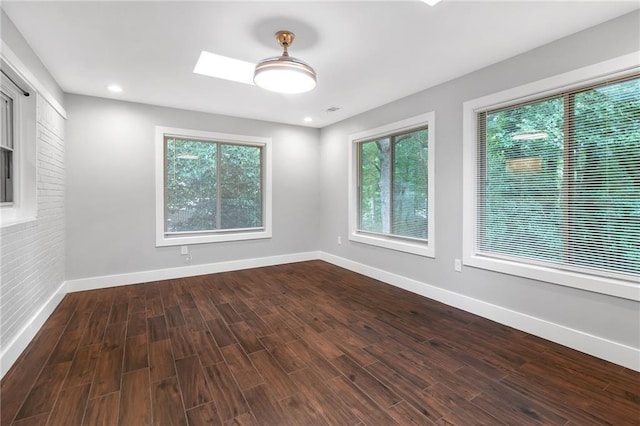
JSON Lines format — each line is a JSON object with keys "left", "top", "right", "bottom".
{"left": 181, "top": 246, "right": 189, "bottom": 255}
{"left": 454, "top": 259, "right": 462, "bottom": 272}
{"left": 338, "top": 236, "right": 342, "bottom": 245}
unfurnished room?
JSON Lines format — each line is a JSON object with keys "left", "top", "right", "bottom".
{"left": 0, "top": 1, "right": 638, "bottom": 425}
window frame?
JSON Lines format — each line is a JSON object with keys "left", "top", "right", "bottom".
{"left": 155, "top": 126, "right": 272, "bottom": 247}
{"left": 462, "top": 52, "right": 640, "bottom": 301}
{"left": 348, "top": 112, "right": 435, "bottom": 257}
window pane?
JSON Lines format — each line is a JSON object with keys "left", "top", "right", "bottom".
{"left": 1, "top": 90, "right": 13, "bottom": 203}
{"left": 1, "top": 148, "right": 12, "bottom": 203}
{"left": 165, "top": 138, "right": 217, "bottom": 232}
{"left": 359, "top": 138, "right": 390, "bottom": 233}
{"left": 571, "top": 77, "right": 640, "bottom": 274}
{"left": 220, "top": 143, "right": 262, "bottom": 229}
{"left": 392, "top": 129, "right": 428, "bottom": 239}
{"left": 481, "top": 97, "right": 565, "bottom": 262}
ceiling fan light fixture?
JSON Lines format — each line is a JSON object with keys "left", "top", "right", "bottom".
{"left": 254, "top": 31, "right": 317, "bottom": 94}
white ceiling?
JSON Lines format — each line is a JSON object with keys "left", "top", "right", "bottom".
{"left": 2, "top": 1, "right": 638, "bottom": 128}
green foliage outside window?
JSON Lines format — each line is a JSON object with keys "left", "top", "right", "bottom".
{"left": 165, "top": 137, "right": 262, "bottom": 233}
{"left": 359, "top": 128, "right": 428, "bottom": 240}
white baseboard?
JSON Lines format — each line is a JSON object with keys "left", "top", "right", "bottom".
{"left": 65, "top": 251, "right": 320, "bottom": 293}
{"left": 319, "top": 252, "right": 640, "bottom": 372}
{"left": 0, "top": 280, "right": 68, "bottom": 378}
{"left": 3, "top": 250, "right": 637, "bottom": 381}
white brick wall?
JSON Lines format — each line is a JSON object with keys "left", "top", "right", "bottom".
{"left": 0, "top": 94, "right": 65, "bottom": 351}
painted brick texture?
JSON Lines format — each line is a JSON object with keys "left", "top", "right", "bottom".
{"left": 0, "top": 95, "right": 65, "bottom": 351}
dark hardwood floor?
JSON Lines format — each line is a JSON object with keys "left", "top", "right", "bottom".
{"left": 1, "top": 260, "right": 638, "bottom": 425}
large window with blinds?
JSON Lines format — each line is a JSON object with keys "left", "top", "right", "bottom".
{"left": 349, "top": 112, "right": 435, "bottom": 257}
{"left": 463, "top": 59, "right": 639, "bottom": 300}
{"left": 155, "top": 127, "right": 272, "bottom": 246}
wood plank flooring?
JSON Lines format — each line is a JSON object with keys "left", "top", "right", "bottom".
{"left": 2, "top": 260, "right": 638, "bottom": 425}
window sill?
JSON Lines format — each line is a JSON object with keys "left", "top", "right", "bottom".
{"left": 350, "top": 232, "right": 434, "bottom": 258}
{"left": 156, "top": 228, "right": 272, "bottom": 247}
{"left": 463, "top": 254, "right": 640, "bottom": 301}
{"left": 0, "top": 212, "right": 37, "bottom": 229}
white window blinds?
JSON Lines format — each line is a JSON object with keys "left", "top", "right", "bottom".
{"left": 476, "top": 74, "right": 639, "bottom": 280}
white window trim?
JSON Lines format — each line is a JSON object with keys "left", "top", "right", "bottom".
{"left": 155, "top": 126, "right": 272, "bottom": 247}
{"left": 462, "top": 52, "right": 640, "bottom": 301}
{"left": 348, "top": 112, "right": 435, "bottom": 258}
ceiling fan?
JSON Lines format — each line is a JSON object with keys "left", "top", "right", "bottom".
{"left": 194, "top": 30, "right": 315, "bottom": 94}
{"left": 192, "top": 0, "right": 442, "bottom": 94}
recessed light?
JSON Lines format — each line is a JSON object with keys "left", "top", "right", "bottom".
{"left": 107, "top": 84, "right": 123, "bottom": 93}
{"left": 193, "top": 51, "right": 256, "bottom": 85}
{"left": 303, "top": 117, "right": 313, "bottom": 123}
{"left": 421, "top": 0, "right": 442, "bottom": 5}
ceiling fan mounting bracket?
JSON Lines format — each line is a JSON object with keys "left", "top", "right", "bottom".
{"left": 275, "top": 31, "right": 295, "bottom": 51}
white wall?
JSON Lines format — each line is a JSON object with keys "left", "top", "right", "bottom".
{"left": 319, "top": 11, "right": 640, "bottom": 350}
{"left": 65, "top": 95, "right": 321, "bottom": 281}
{"left": 0, "top": 10, "right": 66, "bottom": 376}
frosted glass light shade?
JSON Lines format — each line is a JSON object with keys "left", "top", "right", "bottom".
{"left": 253, "top": 56, "right": 317, "bottom": 94}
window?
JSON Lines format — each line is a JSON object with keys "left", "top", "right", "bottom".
{"left": 0, "top": 69, "right": 37, "bottom": 226}
{"left": 1, "top": 89, "right": 14, "bottom": 204}
{"left": 463, "top": 53, "right": 640, "bottom": 300}
{"left": 349, "top": 112, "right": 435, "bottom": 257}
{"left": 155, "top": 126, "right": 272, "bottom": 246}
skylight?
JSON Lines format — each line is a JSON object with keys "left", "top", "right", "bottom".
{"left": 193, "top": 51, "right": 256, "bottom": 85}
